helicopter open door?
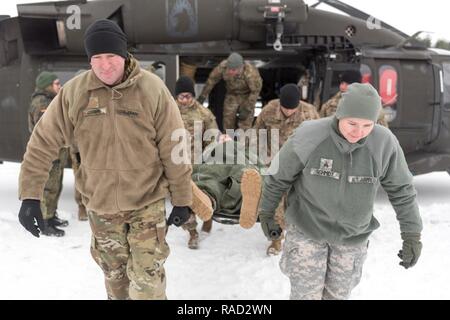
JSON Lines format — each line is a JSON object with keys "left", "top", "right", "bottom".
{"left": 0, "top": 17, "right": 26, "bottom": 163}
{"left": 373, "top": 58, "right": 436, "bottom": 154}
{"left": 320, "top": 60, "right": 361, "bottom": 109}
{"left": 133, "top": 53, "right": 179, "bottom": 94}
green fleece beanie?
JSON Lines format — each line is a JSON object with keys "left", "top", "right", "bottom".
{"left": 227, "top": 52, "right": 244, "bottom": 69}
{"left": 36, "top": 71, "right": 58, "bottom": 90}
{"left": 335, "top": 83, "right": 382, "bottom": 122}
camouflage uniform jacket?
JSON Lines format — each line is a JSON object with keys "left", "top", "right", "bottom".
{"left": 260, "top": 117, "right": 422, "bottom": 245}
{"left": 19, "top": 55, "right": 192, "bottom": 214}
{"left": 200, "top": 60, "right": 262, "bottom": 108}
{"left": 320, "top": 91, "right": 389, "bottom": 127}
{"left": 319, "top": 91, "right": 340, "bottom": 118}
{"left": 177, "top": 99, "right": 219, "bottom": 163}
{"left": 28, "top": 89, "right": 56, "bottom": 133}
{"left": 254, "top": 99, "right": 320, "bottom": 161}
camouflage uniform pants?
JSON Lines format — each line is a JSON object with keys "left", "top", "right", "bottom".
{"left": 280, "top": 224, "right": 368, "bottom": 300}
{"left": 223, "top": 94, "right": 254, "bottom": 130}
{"left": 274, "top": 194, "right": 287, "bottom": 230}
{"left": 74, "top": 185, "right": 83, "bottom": 210}
{"left": 69, "top": 151, "right": 86, "bottom": 213}
{"left": 41, "top": 148, "right": 69, "bottom": 220}
{"left": 88, "top": 199, "right": 169, "bottom": 300}
{"left": 181, "top": 212, "right": 198, "bottom": 232}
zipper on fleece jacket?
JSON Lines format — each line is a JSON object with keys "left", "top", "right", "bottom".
{"left": 111, "top": 88, "right": 121, "bottom": 212}
{"left": 334, "top": 152, "right": 350, "bottom": 242}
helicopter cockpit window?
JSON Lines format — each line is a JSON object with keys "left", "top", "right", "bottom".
{"left": 139, "top": 61, "right": 166, "bottom": 82}
{"left": 442, "top": 62, "right": 450, "bottom": 109}
{"left": 360, "top": 64, "right": 373, "bottom": 84}
{"left": 379, "top": 65, "right": 398, "bottom": 122}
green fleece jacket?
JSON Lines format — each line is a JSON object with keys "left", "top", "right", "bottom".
{"left": 260, "top": 117, "right": 422, "bottom": 245}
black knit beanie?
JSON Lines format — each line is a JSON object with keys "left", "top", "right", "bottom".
{"left": 280, "top": 84, "right": 300, "bottom": 109}
{"left": 175, "top": 76, "right": 196, "bottom": 96}
{"left": 340, "top": 70, "right": 361, "bottom": 84}
{"left": 84, "top": 19, "right": 127, "bottom": 61}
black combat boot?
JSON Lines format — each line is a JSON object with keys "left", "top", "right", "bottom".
{"left": 41, "top": 219, "right": 65, "bottom": 237}
{"left": 48, "top": 214, "right": 69, "bottom": 227}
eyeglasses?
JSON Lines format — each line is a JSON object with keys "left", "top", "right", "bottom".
{"left": 177, "top": 93, "right": 193, "bottom": 100}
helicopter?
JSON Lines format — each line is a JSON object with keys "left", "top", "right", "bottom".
{"left": 0, "top": 0, "right": 449, "bottom": 178}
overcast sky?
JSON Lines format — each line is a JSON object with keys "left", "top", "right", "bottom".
{"left": 310, "top": 0, "right": 450, "bottom": 43}
{"left": 1, "top": 0, "right": 449, "bottom": 42}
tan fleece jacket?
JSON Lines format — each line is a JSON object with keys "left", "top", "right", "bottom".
{"left": 19, "top": 56, "right": 192, "bottom": 214}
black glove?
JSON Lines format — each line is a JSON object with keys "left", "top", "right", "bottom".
{"left": 18, "top": 199, "right": 45, "bottom": 237}
{"left": 398, "top": 232, "right": 422, "bottom": 269}
{"left": 197, "top": 95, "right": 206, "bottom": 104}
{"left": 168, "top": 206, "right": 190, "bottom": 227}
{"left": 259, "top": 211, "right": 282, "bottom": 240}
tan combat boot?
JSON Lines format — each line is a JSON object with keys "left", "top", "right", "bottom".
{"left": 239, "top": 169, "right": 262, "bottom": 229}
{"left": 78, "top": 205, "right": 88, "bottom": 221}
{"left": 188, "top": 229, "right": 199, "bottom": 249}
{"left": 190, "top": 181, "right": 213, "bottom": 221}
{"left": 267, "top": 238, "right": 283, "bottom": 256}
{"left": 201, "top": 219, "right": 213, "bottom": 233}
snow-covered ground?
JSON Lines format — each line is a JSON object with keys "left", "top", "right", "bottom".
{"left": 1, "top": 161, "right": 449, "bottom": 300}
